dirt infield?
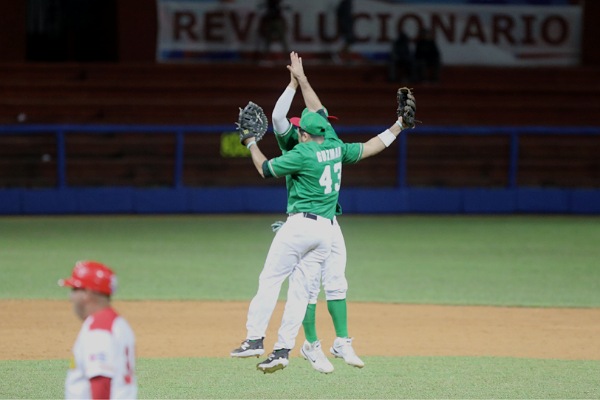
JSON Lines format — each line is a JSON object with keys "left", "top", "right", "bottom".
{"left": 2, "top": 300, "right": 599, "bottom": 361}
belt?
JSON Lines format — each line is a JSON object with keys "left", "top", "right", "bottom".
{"left": 302, "top": 212, "right": 333, "bottom": 225}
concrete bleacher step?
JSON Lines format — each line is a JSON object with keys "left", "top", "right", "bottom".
{"left": 1, "top": 63, "right": 599, "bottom": 126}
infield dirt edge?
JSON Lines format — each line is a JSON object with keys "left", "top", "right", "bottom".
{"left": 3, "top": 300, "right": 599, "bottom": 361}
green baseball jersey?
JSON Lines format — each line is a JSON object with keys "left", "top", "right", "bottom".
{"left": 273, "top": 109, "right": 353, "bottom": 216}
{"left": 266, "top": 137, "right": 362, "bottom": 219}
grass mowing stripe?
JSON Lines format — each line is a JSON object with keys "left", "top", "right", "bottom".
{"left": 1, "top": 215, "right": 599, "bottom": 307}
{"left": 343, "top": 215, "right": 600, "bottom": 306}
{"left": 1, "top": 357, "right": 599, "bottom": 399}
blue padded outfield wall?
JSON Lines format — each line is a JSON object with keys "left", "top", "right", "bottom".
{"left": 1, "top": 186, "right": 600, "bottom": 215}
{"left": 1, "top": 124, "right": 599, "bottom": 215}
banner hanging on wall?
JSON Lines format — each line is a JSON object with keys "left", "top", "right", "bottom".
{"left": 156, "top": 0, "right": 582, "bottom": 66}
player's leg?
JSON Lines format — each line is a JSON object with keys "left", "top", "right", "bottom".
{"left": 323, "top": 220, "right": 364, "bottom": 368}
{"left": 303, "top": 268, "right": 321, "bottom": 343}
{"left": 231, "top": 219, "right": 301, "bottom": 357}
{"left": 258, "top": 216, "right": 332, "bottom": 373}
{"left": 275, "top": 258, "right": 322, "bottom": 350}
{"left": 299, "top": 262, "right": 334, "bottom": 373}
{"left": 302, "top": 221, "right": 344, "bottom": 341}
{"left": 323, "top": 220, "right": 348, "bottom": 333}
{"left": 299, "top": 219, "right": 348, "bottom": 373}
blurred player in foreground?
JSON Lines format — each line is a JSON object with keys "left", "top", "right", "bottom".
{"left": 59, "top": 260, "right": 137, "bottom": 399}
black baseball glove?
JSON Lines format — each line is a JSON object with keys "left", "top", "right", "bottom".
{"left": 236, "top": 101, "right": 268, "bottom": 144}
{"left": 397, "top": 87, "right": 417, "bottom": 129}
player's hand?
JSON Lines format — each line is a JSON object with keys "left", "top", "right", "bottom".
{"left": 287, "top": 51, "right": 306, "bottom": 81}
{"left": 289, "top": 71, "right": 298, "bottom": 89}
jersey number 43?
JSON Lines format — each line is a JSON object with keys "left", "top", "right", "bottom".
{"left": 319, "top": 162, "right": 342, "bottom": 194}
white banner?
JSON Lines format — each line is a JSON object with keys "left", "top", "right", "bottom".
{"left": 156, "top": 0, "right": 582, "bottom": 66}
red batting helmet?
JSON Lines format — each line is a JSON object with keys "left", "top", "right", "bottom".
{"left": 58, "top": 261, "right": 117, "bottom": 296}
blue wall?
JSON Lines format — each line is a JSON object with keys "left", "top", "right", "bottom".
{"left": 1, "top": 187, "right": 599, "bottom": 215}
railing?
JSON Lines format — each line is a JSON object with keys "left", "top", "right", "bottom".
{"left": 1, "top": 124, "right": 599, "bottom": 189}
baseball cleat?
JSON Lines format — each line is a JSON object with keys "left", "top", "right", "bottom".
{"left": 256, "top": 348, "right": 290, "bottom": 373}
{"left": 330, "top": 337, "right": 365, "bottom": 368}
{"left": 230, "top": 338, "right": 264, "bottom": 358}
{"left": 301, "top": 340, "right": 334, "bottom": 374}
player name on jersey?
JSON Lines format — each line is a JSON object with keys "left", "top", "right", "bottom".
{"left": 316, "top": 147, "right": 341, "bottom": 163}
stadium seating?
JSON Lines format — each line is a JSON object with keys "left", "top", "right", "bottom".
{"left": 0, "top": 63, "right": 598, "bottom": 188}
{"left": 1, "top": 62, "right": 599, "bottom": 125}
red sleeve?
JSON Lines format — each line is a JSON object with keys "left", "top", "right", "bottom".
{"left": 90, "top": 376, "right": 111, "bottom": 400}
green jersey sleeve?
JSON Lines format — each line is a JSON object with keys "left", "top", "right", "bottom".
{"left": 267, "top": 147, "right": 306, "bottom": 178}
{"left": 341, "top": 141, "right": 363, "bottom": 164}
{"left": 274, "top": 121, "right": 298, "bottom": 153}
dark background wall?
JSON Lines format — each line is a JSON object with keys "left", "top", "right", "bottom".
{"left": 0, "top": 1, "right": 598, "bottom": 64}
{"left": 0, "top": 1, "right": 26, "bottom": 61}
{"left": 581, "top": 0, "right": 600, "bottom": 65}
{"left": 117, "top": 0, "right": 157, "bottom": 63}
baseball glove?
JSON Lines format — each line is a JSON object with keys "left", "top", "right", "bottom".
{"left": 397, "top": 87, "right": 417, "bottom": 129}
{"left": 236, "top": 101, "right": 268, "bottom": 144}
{"left": 271, "top": 220, "right": 285, "bottom": 233}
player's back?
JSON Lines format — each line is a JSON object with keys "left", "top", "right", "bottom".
{"left": 281, "top": 137, "right": 355, "bottom": 220}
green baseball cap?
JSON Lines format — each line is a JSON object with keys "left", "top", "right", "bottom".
{"left": 290, "top": 112, "right": 329, "bottom": 136}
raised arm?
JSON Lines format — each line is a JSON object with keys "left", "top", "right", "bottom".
{"left": 272, "top": 72, "right": 298, "bottom": 134}
{"left": 360, "top": 117, "right": 405, "bottom": 160}
{"left": 361, "top": 87, "right": 417, "bottom": 160}
{"left": 286, "top": 51, "right": 323, "bottom": 112}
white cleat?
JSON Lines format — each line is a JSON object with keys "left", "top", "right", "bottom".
{"left": 301, "top": 340, "right": 334, "bottom": 374}
{"left": 330, "top": 337, "right": 365, "bottom": 368}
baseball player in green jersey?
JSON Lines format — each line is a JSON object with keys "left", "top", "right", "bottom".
{"left": 271, "top": 68, "right": 356, "bottom": 374}
{"left": 271, "top": 51, "right": 410, "bottom": 374}
{"left": 232, "top": 52, "right": 408, "bottom": 374}
{"left": 232, "top": 106, "right": 364, "bottom": 374}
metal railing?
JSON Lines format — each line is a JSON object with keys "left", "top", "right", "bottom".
{"left": 1, "top": 124, "right": 599, "bottom": 189}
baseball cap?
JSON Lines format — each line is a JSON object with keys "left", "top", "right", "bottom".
{"left": 290, "top": 112, "right": 329, "bottom": 136}
{"left": 300, "top": 107, "right": 338, "bottom": 121}
{"left": 58, "top": 260, "right": 117, "bottom": 296}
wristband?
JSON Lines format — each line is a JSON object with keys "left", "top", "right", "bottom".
{"left": 377, "top": 129, "right": 397, "bottom": 148}
{"left": 246, "top": 140, "right": 257, "bottom": 149}
{"left": 395, "top": 120, "right": 404, "bottom": 129}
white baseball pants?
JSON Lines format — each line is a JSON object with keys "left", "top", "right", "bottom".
{"left": 246, "top": 212, "right": 333, "bottom": 350}
{"left": 308, "top": 218, "right": 348, "bottom": 303}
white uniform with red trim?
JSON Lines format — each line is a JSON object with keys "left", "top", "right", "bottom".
{"left": 66, "top": 307, "right": 137, "bottom": 399}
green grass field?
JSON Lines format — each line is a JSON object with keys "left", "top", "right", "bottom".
{"left": 1, "top": 215, "right": 599, "bottom": 398}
